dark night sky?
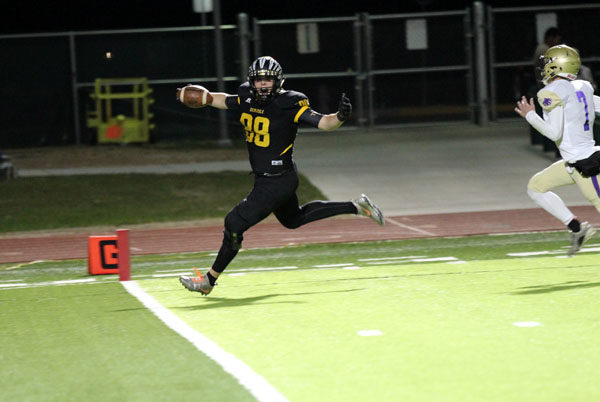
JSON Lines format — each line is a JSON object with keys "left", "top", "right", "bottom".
{"left": 1, "top": 0, "right": 558, "bottom": 35}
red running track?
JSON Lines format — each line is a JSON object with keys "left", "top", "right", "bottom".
{"left": 1, "top": 206, "right": 600, "bottom": 264}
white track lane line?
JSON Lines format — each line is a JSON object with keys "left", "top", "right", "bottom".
{"left": 121, "top": 281, "right": 288, "bottom": 402}
{"left": 383, "top": 217, "right": 436, "bottom": 236}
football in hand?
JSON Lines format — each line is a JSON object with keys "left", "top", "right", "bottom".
{"left": 176, "top": 85, "right": 213, "bottom": 108}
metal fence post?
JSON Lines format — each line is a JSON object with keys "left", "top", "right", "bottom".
{"left": 486, "top": 5, "right": 497, "bottom": 122}
{"left": 213, "top": 0, "right": 231, "bottom": 146}
{"left": 68, "top": 33, "right": 81, "bottom": 144}
{"left": 252, "top": 18, "right": 261, "bottom": 59}
{"left": 473, "top": 1, "right": 489, "bottom": 126}
{"left": 238, "top": 13, "right": 250, "bottom": 82}
{"left": 463, "top": 8, "right": 476, "bottom": 124}
{"left": 353, "top": 14, "right": 365, "bottom": 128}
{"left": 362, "top": 13, "right": 375, "bottom": 129}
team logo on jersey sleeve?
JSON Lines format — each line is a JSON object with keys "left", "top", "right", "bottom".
{"left": 537, "top": 90, "right": 562, "bottom": 111}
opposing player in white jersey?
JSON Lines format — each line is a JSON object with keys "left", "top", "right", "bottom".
{"left": 515, "top": 44, "right": 600, "bottom": 256}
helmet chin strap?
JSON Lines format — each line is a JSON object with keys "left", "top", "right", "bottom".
{"left": 248, "top": 74, "right": 281, "bottom": 101}
{"left": 252, "top": 83, "right": 276, "bottom": 101}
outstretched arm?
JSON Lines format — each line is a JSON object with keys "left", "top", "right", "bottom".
{"left": 176, "top": 84, "right": 233, "bottom": 110}
{"left": 318, "top": 93, "right": 352, "bottom": 131}
{"left": 208, "top": 92, "right": 230, "bottom": 110}
{"left": 514, "top": 95, "right": 563, "bottom": 141}
{"left": 317, "top": 113, "right": 344, "bottom": 131}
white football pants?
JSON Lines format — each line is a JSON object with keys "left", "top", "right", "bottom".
{"left": 527, "top": 159, "right": 600, "bottom": 224}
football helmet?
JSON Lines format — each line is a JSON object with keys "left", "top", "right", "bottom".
{"left": 537, "top": 44, "right": 581, "bottom": 85}
{"left": 247, "top": 56, "right": 285, "bottom": 102}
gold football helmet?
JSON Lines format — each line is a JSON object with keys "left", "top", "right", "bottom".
{"left": 538, "top": 44, "right": 581, "bottom": 85}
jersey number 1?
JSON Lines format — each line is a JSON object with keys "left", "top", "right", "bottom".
{"left": 240, "top": 113, "right": 270, "bottom": 147}
{"left": 576, "top": 91, "right": 590, "bottom": 131}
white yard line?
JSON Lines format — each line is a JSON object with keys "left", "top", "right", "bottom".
{"left": 507, "top": 245, "right": 600, "bottom": 257}
{"left": 364, "top": 256, "right": 459, "bottom": 265}
{"left": 227, "top": 266, "right": 298, "bottom": 272}
{"left": 0, "top": 279, "right": 109, "bottom": 290}
{"left": 411, "top": 257, "right": 458, "bottom": 262}
{"left": 365, "top": 260, "right": 412, "bottom": 265}
{"left": 152, "top": 272, "right": 191, "bottom": 278}
{"left": 52, "top": 278, "right": 96, "bottom": 285}
{"left": 0, "top": 283, "right": 28, "bottom": 288}
{"left": 358, "top": 256, "right": 426, "bottom": 261}
{"left": 121, "top": 281, "right": 288, "bottom": 402}
{"left": 508, "top": 251, "right": 553, "bottom": 257}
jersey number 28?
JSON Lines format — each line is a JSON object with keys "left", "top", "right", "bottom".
{"left": 240, "top": 113, "right": 270, "bottom": 147}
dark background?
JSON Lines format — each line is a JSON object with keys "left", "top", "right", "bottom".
{"left": 2, "top": 0, "right": 557, "bottom": 34}
{"left": 1, "top": 0, "right": 592, "bottom": 147}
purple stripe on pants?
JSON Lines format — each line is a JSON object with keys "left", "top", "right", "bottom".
{"left": 592, "top": 175, "right": 600, "bottom": 197}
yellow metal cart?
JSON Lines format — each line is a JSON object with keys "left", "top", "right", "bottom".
{"left": 87, "top": 78, "right": 155, "bottom": 144}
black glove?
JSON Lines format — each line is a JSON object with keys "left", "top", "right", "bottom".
{"left": 336, "top": 93, "right": 352, "bottom": 122}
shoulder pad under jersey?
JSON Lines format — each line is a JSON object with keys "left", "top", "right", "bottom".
{"left": 274, "top": 90, "right": 310, "bottom": 110}
{"left": 572, "top": 79, "right": 594, "bottom": 93}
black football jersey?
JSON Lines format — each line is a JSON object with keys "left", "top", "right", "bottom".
{"left": 225, "top": 82, "right": 322, "bottom": 174}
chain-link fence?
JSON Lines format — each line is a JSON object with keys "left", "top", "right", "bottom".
{"left": 488, "top": 3, "right": 600, "bottom": 120}
{"left": 1, "top": 3, "right": 599, "bottom": 147}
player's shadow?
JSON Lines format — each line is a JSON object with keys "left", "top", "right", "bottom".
{"left": 510, "top": 280, "right": 600, "bottom": 295}
{"left": 179, "top": 288, "right": 363, "bottom": 310}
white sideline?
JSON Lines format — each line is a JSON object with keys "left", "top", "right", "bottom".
{"left": 121, "top": 281, "right": 288, "bottom": 402}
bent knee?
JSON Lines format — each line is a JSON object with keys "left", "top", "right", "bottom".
{"left": 278, "top": 217, "right": 301, "bottom": 229}
{"left": 527, "top": 174, "right": 549, "bottom": 193}
{"left": 224, "top": 210, "right": 246, "bottom": 234}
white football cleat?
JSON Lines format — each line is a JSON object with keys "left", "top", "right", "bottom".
{"left": 353, "top": 194, "right": 384, "bottom": 226}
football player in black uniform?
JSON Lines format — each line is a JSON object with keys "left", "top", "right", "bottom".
{"left": 179, "top": 56, "right": 384, "bottom": 295}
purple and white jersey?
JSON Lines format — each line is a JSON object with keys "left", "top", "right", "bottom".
{"left": 535, "top": 79, "right": 597, "bottom": 162}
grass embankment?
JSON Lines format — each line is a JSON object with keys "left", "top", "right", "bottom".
{"left": 0, "top": 172, "right": 326, "bottom": 232}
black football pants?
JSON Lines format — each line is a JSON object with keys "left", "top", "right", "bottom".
{"left": 211, "top": 169, "right": 357, "bottom": 273}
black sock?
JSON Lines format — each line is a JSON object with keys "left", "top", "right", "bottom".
{"left": 568, "top": 218, "right": 581, "bottom": 232}
{"left": 206, "top": 272, "right": 217, "bottom": 286}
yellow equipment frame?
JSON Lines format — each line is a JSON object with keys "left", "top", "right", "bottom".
{"left": 87, "top": 77, "right": 155, "bottom": 144}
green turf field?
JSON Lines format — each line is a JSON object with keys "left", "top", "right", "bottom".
{"left": 1, "top": 232, "right": 599, "bottom": 401}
